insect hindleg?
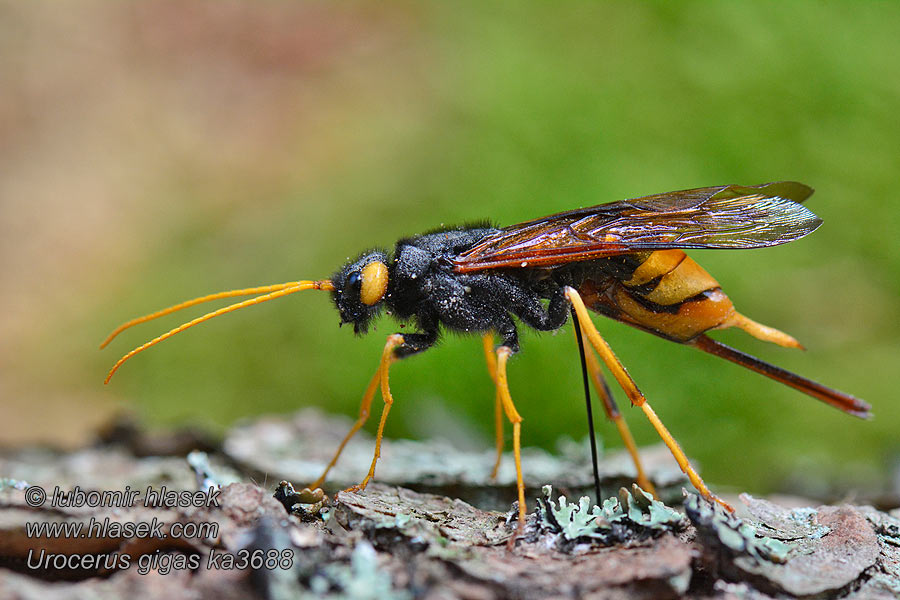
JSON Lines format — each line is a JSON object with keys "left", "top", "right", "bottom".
{"left": 309, "top": 367, "right": 381, "bottom": 490}
{"left": 565, "top": 287, "right": 734, "bottom": 512}
{"left": 493, "top": 345, "right": 527, "bottom": 525}
{"left": 343, "top": 334, "right": 405, "bottom": 493}
{"left": 574, "top": 326, "right": 656, "bottom": 496}
{"left": 481, "top": 332, "right": 504, "bottom": 480}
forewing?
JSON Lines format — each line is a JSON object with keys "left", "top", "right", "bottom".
{"left": 452, "top": 181, "right": 818, "bottom": 272}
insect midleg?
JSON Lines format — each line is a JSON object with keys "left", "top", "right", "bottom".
{"left": 309, "top": 367, "right": 381, "bottom": 490}
{"left": 576, "top": 329, "right": 657, "bottom": 497}
{"left": 493, "top": 345, "right": 526, "bottom": 527}
{"left": 343, "top": 334, "right": 404, "bottom": 493}
{"left": 481, "top": 332, "right": 504, "bottom": 480}
{"left": 565, "top": 287, "right": 734, "bottom": 512}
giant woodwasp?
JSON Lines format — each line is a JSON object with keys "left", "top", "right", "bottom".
{"left": 103, "top": 181, "right": 869, "bottom": 528}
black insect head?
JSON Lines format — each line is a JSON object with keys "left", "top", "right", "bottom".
{"left": 331, "top": 250, "right": 389, "bottom": 334}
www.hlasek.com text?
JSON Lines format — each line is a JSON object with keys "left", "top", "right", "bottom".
{"left": 26, "top": 516, "right": 219, "bottom": 540}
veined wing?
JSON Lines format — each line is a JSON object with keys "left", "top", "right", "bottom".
{"left": 452, "top": 182, "right": 817, "bottom": 272}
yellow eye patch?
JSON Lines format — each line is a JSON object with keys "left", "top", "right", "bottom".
{"left": 360, "top": 261, "right": 388, "bottom": 306}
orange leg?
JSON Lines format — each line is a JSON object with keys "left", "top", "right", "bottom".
{"left": 308, "top": 367, "right": 382, "bottom": 490}
{"left": 565, "top": 287, "right": 733, "bottom": 512}
{"left": 577, "top": 332, "right": 657, "bottom": 497}
{"left": 482, "top": 332, "right": 504, "bottom": 480}
{"left": 342, "top": 334, "right": 405, "bottom": 493}
{"left": 493, "top": 346, "right": 527, "bottom": 526}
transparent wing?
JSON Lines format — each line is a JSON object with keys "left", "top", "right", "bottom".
{"left": 452, "top": 182, "right": 818, "bottom": 272}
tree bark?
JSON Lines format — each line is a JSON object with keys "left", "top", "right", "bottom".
{"left": 1, "top": 409, "right": 897, "bottom": 599}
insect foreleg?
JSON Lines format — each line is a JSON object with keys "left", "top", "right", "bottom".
{"left": 481, "top": 332, "right": 504, "bottom": 480}
{"left": 309, "top": 366, "right": 381, "bottom": 490}
{"left": 393, "top": 331, "right": 437, "bottom": 358}
{"left": 565, "top": 286, "right": 734, "bottom": 512}
{"left": 343, "top": 334, "right": 405, "bottom": 493}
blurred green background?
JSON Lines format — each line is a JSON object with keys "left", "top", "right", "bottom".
{"left": 2, "top": 1, "right": 898, "bottom": 499}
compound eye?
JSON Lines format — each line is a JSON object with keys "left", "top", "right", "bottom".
{"left": 360, "top": 261, "right": 388, "bottom": 306}
{"left": 346, "top": 271, "right": 362, "bottom": 292}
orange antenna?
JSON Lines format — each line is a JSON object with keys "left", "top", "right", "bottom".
{"left": 103, "top": 279, "right": 334, "bottom": 384}
{"left": 101, "top": 281, "right": 313, "bottom": 348}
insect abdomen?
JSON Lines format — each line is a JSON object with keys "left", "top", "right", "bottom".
{"left": 578, "top": 250, "right": 736, "bottom": 342}
{"left": 576, "top": 249, "right": 802, "bottom": 348}
{"left": 617, "top": 248, "right": 733, "bottom": 342}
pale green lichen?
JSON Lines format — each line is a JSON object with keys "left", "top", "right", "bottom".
{"left": 618, "top": 483, "right": 684, "bottom": 527}
{"left": 186, "top": 450, "right": 240, "bottom": 489}
{"left": 741, "top": 494, "right": 831, "bottom": 541}
{"left": 540, "top": 488, "right": 600, "bottom": 540}
{"left": 308, "top": 541, "right": 410, "bottom": 600}
{"left": 683, "top": 494, "right": 792, "bottom": 563}
{"left": 538, "top": 483, "right": 684, "bottom": 543}
{"left": 389, "top": 513, "right": 412, "bottom": 529}
{"left": 0, "top": 478, "right": 30, "bottom": 491}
